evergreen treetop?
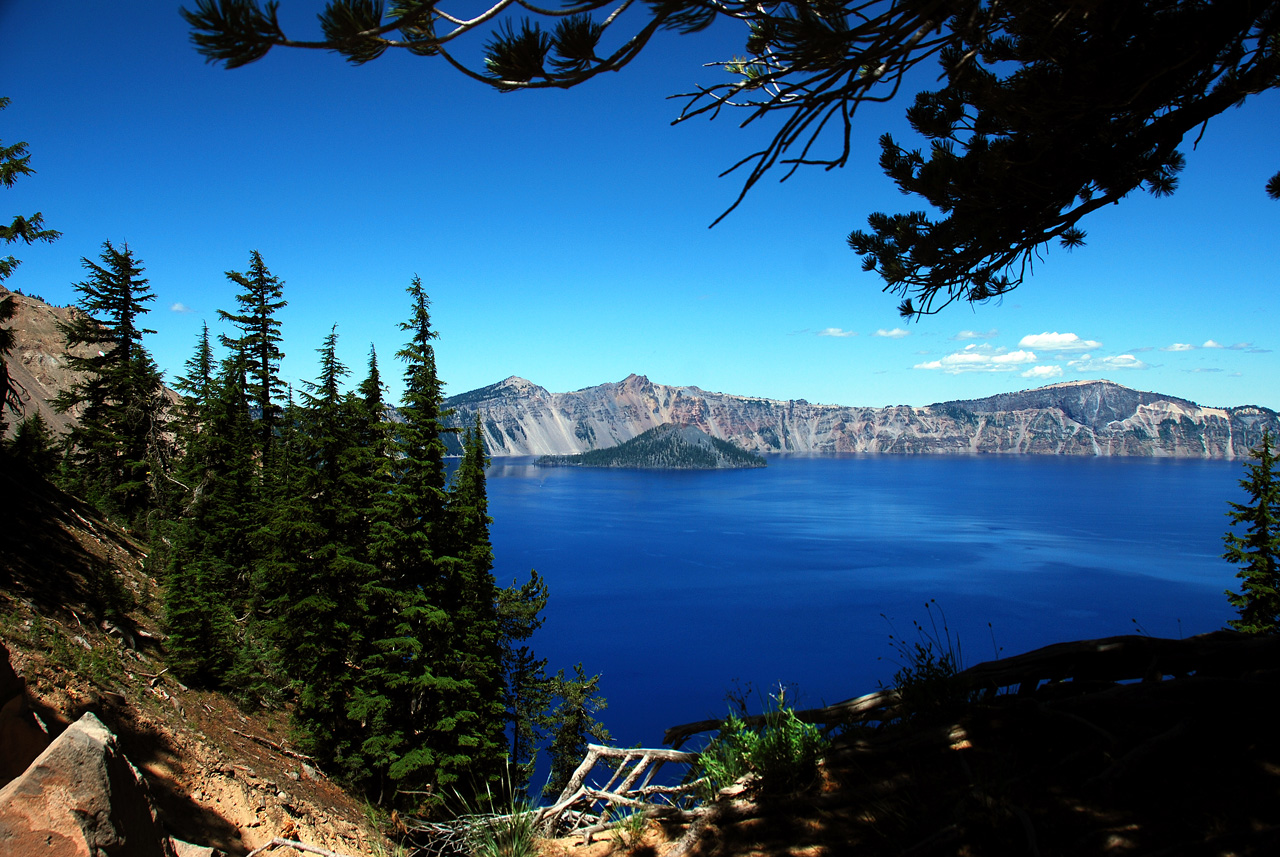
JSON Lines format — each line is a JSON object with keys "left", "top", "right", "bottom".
{"left": 218, "top": 249, "right": 287, "bottom": 454}
{"left": 1224, "top": 430, "right": 1280, "bottom": 634}
{"left": 55, "top": 241, "right": 168, "bottom": 524}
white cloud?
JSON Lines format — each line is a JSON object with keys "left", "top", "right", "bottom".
{"left": 1018, "top": 331, "right": 1102, "bottom": 352}
{"left": 1187, "top": 367, "right": 1224, "bottom": 373}
{"left": 1203, "top": 340, "right": 1256, "bottom": 350}
{"left": 875, "top": 328, "right": 911, "bottom": 339}
{"left": 816, "top": 327, "right": 858, "bottom": 338}
{"left": 1068, "top": 354, "right": 1150, "bottom": 371}
{"left": 914, "top": 344, "right": 1038, "bottom": 374}
{"left": 1162, "top": 343, "right": 1195, "bottom": 352}
{"left": 170, "top": 302, "right": 193, "bottom": 314}
{"left": 953, "top": 328, "right": 998, "bottom": 341}
{"left": 1022, "top": 365, "right": 1064, "bottom": 380}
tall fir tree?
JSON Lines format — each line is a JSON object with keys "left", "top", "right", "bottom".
{"left": 164, "top": 351, "right": 258, "bottom": 685}
{"left": 436, "top": 415, "right": 506, "bottom": 789}
{"left": 359, "top": 277, "right": 455, "bottom": 803}
{"left": 54, "top": 241, "right": 168, "bottom": 526}
{"left": 1224, "top": 430, "right": 1280, "bottom": 634}
{"left": 218, "top": 250, "right": 286, "bottom": 461}
{"left": 262, "top": 327, "right": 376, "bottom": 773}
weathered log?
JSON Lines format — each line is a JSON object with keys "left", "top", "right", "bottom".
{"left": 229, "top": 727, "right": 317, "bottom": 763}
{"left": 536, "top": 744, "right": 699, "bottom": 835}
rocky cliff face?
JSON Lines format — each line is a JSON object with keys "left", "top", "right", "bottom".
{"left": 0, "top": 287, "right": 93, "bottom": 438}
{"left": 444, "top": 375, "right": 1280, "bottom": 459}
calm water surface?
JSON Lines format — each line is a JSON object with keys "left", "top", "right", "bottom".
{"left": 486, "top": 454, "right": 1243, "bottom": 749}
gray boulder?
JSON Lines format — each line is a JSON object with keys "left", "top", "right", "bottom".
{"left": 0, "top": 711, "right": 176, "bottom": 857}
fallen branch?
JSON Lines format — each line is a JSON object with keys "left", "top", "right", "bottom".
{"left": 245, "top": 838, "right": 358, "bottom": 857}
{"left": 537, "top": 744, "right": 701, "bottom": 836}
{"left": 135, "top": 666, "right": 169, "bottom": 687}
{"left": 229, "top": 728, "right": 316, "bottom": 763}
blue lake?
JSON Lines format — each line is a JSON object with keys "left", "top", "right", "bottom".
{"left": 486, "top": 454, "right": 1245, "bottom": 751}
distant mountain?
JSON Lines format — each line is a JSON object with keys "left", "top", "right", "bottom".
{"left": 7, "top": 285, "right": 1273, "bottom": 460}
{"left": 444, "top": 374, "right": 1280, "bottom": 459}
{"left": 537, "top": 423, "right": 766, "bottom": 470}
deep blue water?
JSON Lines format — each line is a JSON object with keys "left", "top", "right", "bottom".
{"left": 486, "top": 454, "right": 1244, "bottom": 750}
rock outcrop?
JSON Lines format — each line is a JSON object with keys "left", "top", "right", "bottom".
{"left": 0, "top": 711, "right": 176, "bottom": 857}
{"left": 444, "top": 375, "right": 1280, "bottom": 459}
{"left": 0, "top": 644, "right": 50, "bottom": 787}
{"left": 0, "top": 286, "right": 93, "bottom": 440}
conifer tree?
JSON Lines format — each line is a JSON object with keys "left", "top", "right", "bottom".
{"left": 1224, "top": 430, "right": 1280, "bottom": 634}
{"left": 263, "top": 327, "right": 375, "bottom": 768}
{"left": 164, "top": 352, "right": 258, "bottom": 684}
{"left": 173, "top": 322, "right": 215, "bottom": 420}
{"left": 436, "top": 416, "right": 506, "bottom": 787}
{"left": 355, "top": 344, "right": 390, "bottom": 466}
{"left": 218, "top": 250, "right": 286, "bottom": 460}
{"left": 543, "top": 664, "right": 611, "bottom": 798}
{"left": 9, "top": 411, "right": 59, "bottom": 473}
{"left": 358, "top": 277, "right": 456, "bottom": 801}
{"left": 496, "top": 569, "right": 552, "bottom": 789}
{"left": 55, "top": 241, "right": 168, "bottom": 525}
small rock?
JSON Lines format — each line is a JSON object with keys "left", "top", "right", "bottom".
{"left": 286, "top": 770, "right": 299, "bottom": 781}
{"left": 170, "top": 837, "right": 222, "bottom": 857}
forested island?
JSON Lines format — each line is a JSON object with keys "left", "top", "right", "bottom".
{"left": 536, "top": 423, "right": 766, "bottom": 470}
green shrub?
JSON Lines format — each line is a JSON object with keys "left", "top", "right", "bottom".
{"left": 697, "top": 691, "right": 829, "bottom": 799}
{"left": 465, "top": 806, "right": 539, "bottom": 857}
{"left": 883, "top": 600, "right": 974, "bottom": 723}
{"left": 448, "top": 769, "right": 540, "bottom": 857}
{"left": 698, "top": 713, "right": 758, "bottom": 799}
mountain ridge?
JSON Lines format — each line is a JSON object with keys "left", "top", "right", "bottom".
{"left": 444, "top": 374, "right": 1280, "bottom": 459}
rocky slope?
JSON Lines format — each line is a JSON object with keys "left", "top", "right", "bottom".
{"left": 0, "top": 286, "right": 94, "bottom": 438}
{"left": 0, "top": 462, "right": 390, "bottom": 856}
{"left": 445, "top": 374, "right": 1280, "bottom": 458}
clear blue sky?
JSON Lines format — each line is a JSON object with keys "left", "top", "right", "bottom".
{"left": 3, "top": 2, "right": 1279, "bottom": 409}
